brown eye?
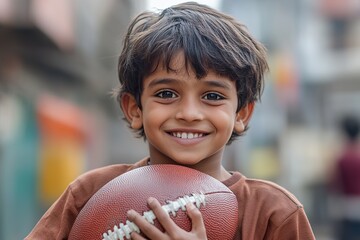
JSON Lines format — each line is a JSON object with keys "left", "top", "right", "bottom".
{"left": 156, "top": 90, "right": 177, "bottom": 99}
{"left": 203, "top": 92, "right": 224, "bottom": 100}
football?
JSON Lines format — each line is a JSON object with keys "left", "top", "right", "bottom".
{"left": 68, "top": 164, "right": 238, "bottom": 240}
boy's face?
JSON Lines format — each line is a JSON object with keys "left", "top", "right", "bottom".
{"left": 122, "top": 52, "right": 253, "bottom": 173}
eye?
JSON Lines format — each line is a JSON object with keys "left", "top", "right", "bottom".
{"left": 155, "top": 90, "right": 177, "bottom": 99}
{"left": 203, "top": 92, "right": 224, "bottom": 101}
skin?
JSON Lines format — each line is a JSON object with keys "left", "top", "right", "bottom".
{"left": 121, "top": 52, "right": 254, "bottom": 239}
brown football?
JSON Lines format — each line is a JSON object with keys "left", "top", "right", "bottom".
{"left": 69, "top": 164, "right": 238, "bottom": 240}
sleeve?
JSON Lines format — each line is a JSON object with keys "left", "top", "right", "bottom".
{"left": 24, "top": 160, "right": 147, "bottom": 239}
{"left": 270, "top": 207, "right": 315, "bottom": 240}
{"left": 25, "top": 184, "right": 79, "bottom": 240}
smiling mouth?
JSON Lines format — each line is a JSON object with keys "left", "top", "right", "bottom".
{"left": 169, "top": 132, "right": 206, "bottom": 139}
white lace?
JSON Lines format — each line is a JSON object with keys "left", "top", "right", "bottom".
{"left": 102, "top": 193, "right": 206, "bottom": 240}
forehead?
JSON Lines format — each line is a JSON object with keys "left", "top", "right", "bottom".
{"left": 151, "top": 51, "right": 215, "bottom": 80}
{"left": 148, "top": 52, "right": 204, "bottom": 82}
{"left": 155, "top": 51, "right": 189, "bottom": 74}
{"left": 144, "top": 52, "right": 235, "bottom": 90}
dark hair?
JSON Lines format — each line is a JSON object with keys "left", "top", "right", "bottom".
{"left": 116, "top": 1, "right": 268, "bottom": 143}
{"left": 340, "top": 115, "right": 359, "bottom": 141}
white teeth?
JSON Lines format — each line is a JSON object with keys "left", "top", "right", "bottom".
{"left": 171, "top": 132, "right": 204, "bottom": 139}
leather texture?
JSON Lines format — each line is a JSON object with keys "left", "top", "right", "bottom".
{"left": 69, "top": 164, "right": 238, "bottom": 240}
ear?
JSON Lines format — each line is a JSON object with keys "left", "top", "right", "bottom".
{"left": 234, "top": 102, "right": 255, "bottom": 133}
{"left": 120, "top": 93, "right": 143, "bottom": 129}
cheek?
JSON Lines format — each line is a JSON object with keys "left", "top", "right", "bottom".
{"left": 141, "top": 103, "right": 167, "bottom": 127}
{"left": 212, "top": 109, "right": 237, "bottom": 132}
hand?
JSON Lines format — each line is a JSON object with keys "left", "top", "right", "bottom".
{"left": 127, "top": 197, "right": 208, "bottom": 240}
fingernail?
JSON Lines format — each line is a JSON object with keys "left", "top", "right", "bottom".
{"left": 147, "top": 197, "right": 155, "bottom": 205}
{"left": 127, "top": 209, "right": 136, "bottom": 218}
{"left": 186, "top": 203, "right": 195, "bottom": 210}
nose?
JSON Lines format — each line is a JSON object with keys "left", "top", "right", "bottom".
{"left": 175, "top": 96, "right": 204, "bottom": 122}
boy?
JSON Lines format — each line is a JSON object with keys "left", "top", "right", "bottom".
{"left": 26, "top": 2, "right": 315, "bottom": 239}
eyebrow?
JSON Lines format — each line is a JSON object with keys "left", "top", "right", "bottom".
{"left": 203, "top": 80, "right": 232, "bottom": 90}
{"left": 147, "top": 78, "right": 178, "bottom": 88}
{"left": 147, "top": 78, "right": 232, "bottom": 90}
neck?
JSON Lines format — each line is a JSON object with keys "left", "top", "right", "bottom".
{"left": 147, "top": 153, "right": 231, "bottom": 181}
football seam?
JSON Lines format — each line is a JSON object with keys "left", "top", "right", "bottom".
{"left": 101, "top": 192, "right": 206, "bottom": 240}
{"left": 203, "top": 190, "right": 233, "bottom": 196}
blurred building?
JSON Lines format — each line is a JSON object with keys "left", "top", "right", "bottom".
{"left": 221, "top": 0, "right": 360, "bottom": 238}
{"left": 0, "top": 0, "right": 147, "bottom": 239}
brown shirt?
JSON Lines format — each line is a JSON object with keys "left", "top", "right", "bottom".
{"left": 25, "top": 158, "right": 315, "bottom": 239}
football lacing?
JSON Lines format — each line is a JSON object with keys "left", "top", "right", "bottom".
{"left": 102, "top": 192, "right": 206, "bottom": 240}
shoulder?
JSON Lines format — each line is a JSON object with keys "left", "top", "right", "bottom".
{"left": 246, "top": 177, "right": 302, "bottom": 207}
{"left": 69, "top": 158, "right": 149, "bottom": 201}
{"left": 227, "top": 172, "right": 301, "bottom": 205}
{"left": 226, "top": 173, "right": 304, "bottom": 226}
{"left": 25, "top": 159, "right": 149, "bottom": 239}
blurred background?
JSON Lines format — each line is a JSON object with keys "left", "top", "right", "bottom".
{"left": 1, "top": 0, "right": 360, "bottom": 239}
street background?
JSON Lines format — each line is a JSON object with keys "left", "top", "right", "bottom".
{"left": 1, "top": 0, "right": 360, "bottom": 239}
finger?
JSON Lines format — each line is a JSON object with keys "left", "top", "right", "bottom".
{"left": 147, "top": 197, "right": 179, "bottom": 233}
{"left": 127, "top": 209, "right": 163, "bottom": 238}
{"left": 186, "top": 202, "right": 206, "bottom": 232}
{"left": 130, "top": 231, "right": 146, "bottom": 240}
